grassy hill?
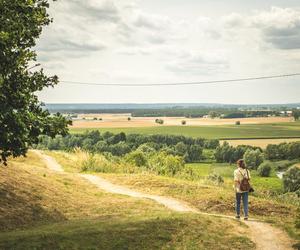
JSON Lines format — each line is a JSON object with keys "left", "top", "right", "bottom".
{"left": 48, "top": 150, "right": 300, "bottom": 246}
{"left": 0, "top": 152, "right": 254, "bottom": 250}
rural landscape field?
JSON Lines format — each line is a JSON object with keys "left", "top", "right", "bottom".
{"left": 1, "top": 0, "right": 300, "bottom": 250}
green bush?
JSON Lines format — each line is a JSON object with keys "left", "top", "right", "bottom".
{"left": 125, "top": 150, "right": 147, "bottom": 167}
{"left": 244, "top": 149, "right": 264, "bottom": 170}
{"left": 148, "top": 152, "right": 185, "bottom": 176}
{"left": 257, "top": 162, "right": 272, "bottom": 177}
{"left": 283, "top": 166, "right": 300, "bottom": 193}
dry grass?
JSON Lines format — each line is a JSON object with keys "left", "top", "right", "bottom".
{"left": 0, "top": 152, "right": 255, "bottom": 249}
{"left": 224, "top": 138, "right": 300, "bottom": 148}
{"left": 0, "top": 152, "right": 165, "bottom": 231}
{"left": 71, "top": 115, "right": 293, "bottom": 128}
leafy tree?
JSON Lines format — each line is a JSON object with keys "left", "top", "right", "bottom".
{"left": 108, "top": 142, "right": 131, "bottom": 156}
{"left": 208, "top": 111, "right": 219, "bottom": 119}
{"left": 244, "top": 149, "right": 264, "bottom": 169}
{"left": 0, "top": 0, "right": 70, "bottom": 164}
{"left": 175, "top": 142, "right": 188, "bottom": 156}
{"left": 292, "top": 109, "right": 300, "bottom": 121}
{"left": 257, "top": 162, "right": 272, "bottom": 177}
{"left": 125, "top": 150, "right": 147, "bottom": 167}
{"left": 265, "top": 144, "right": 280, "bottom": 160}
{"left": 283, "top": 166, "right": 300, "bottom": 193}
{"left": 94, "top": 141, "right": 109, "bottom": 152}
{"left": 187, "top": 145, "right": 203, "bottom": 162}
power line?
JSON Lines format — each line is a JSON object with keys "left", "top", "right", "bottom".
{"left": 60, "top": 73, "right": 300, "bottom": 87}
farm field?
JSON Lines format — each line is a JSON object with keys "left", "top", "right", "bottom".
{"left": 70, "top": 121, "right": 300, "bottom": 140}
{"left": 224, "top": 138, "right": 300, "bottom": 148}
{"left": 71, "top": 114, "right": 293, "bottom": 128}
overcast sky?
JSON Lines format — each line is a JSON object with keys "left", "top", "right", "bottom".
{"left": 36, "top": 0, "right": 300, "bottom": 104}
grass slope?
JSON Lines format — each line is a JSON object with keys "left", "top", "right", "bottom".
{"left": 0, "top": 152, "right": 254, "bottom": 250}
{"left": 70, "top": 122, "right": 300, "bottom": 139}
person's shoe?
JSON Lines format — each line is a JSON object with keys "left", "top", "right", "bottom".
{"left": 244, "top": 217, "right": 248, "bottom": 220}
{"left": 235, "top": 215, "right": 240, "bottom": 219}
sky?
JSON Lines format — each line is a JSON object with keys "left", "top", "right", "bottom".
{"left": 36, "top": 0, "right": 300, "bottom": 104}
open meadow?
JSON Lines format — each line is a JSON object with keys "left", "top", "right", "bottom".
{"left": 70, "top": 120, "right": 300, "bottom": 143}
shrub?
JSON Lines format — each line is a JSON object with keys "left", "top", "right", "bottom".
{"left": 235, "top": 121, "right": 241, "bottom": 125}
{"left": 155, "top": 118, "right": 164, "bottom": 124}
{"left": 207, "top": 173, "right": 224, "bottom": 185}
{"left": 127, "top": 117, "right": 131, "bottom": 121}
{"left": 181, "top": 120, "right": 186, "bottom": 125}
{"left": 244, "top": 149, "right": 264, "bottom": 170}
{"left": 148, "top": 152, "right": 184, "bottom": 176}
{"left": 257, "top": 162, "right": 272, "bottom": 177}
{"left": 283, "top": 166, "right": 300, "bottom": 193}
{"left": 125, "top": 150, "right": 147, "bottom": 167}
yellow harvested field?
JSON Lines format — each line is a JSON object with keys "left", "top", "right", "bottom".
{"left": 224, "top": 138, "right": 300, "bottom": 148}
{"left": 71, "top": 114, "right": 293, "bottom": 128}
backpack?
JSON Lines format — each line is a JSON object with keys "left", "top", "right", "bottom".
{"left": 239, "top": 169, "right": 250, "bottom": 192}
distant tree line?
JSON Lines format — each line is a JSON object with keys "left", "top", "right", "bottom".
{"left": 214, "top": 142, "right": 262, "bottom": 164}
{"left": 222, "top": 111, "right": 280, "bottom": 119}
{"left": 265, "top": 142, "right": 300, "bottom": 160}
{"left": 37, "top": 131, "right": 220, "bottom": 163}
{"left": 215, "top": 141, "right": 300, "bottom": 164}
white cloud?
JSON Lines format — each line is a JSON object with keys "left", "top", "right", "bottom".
{"left": 251, "top": 7, "right": 300, "bottom": 49}
{"left": 166, "top": 50, "right": 229, "bottom": 75}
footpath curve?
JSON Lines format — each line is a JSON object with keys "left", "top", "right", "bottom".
{"left": 34, "top": 150, "right": 294, "bottom": 250}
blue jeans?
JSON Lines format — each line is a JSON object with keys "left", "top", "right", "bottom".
{"left": 236, "top": 192, "right": 248, "bottom": 217}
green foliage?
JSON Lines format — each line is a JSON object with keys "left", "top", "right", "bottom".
{"left": 125, "top": 150, "right": 147, "bottom": 167}
{"left": 292, "top": 109, "right": 300, "bottom": 120}
{"left": 208, "top": 111, "right": 220, "bottom": 118}
{"left": 214, "top": 142, "right": 259, "bottom": 164}
{"left": 283, "top": 166, "right": 300, "bottom": 193}
{"left": 257, "top": 162, "right": 272, "bottom": 177}
{"left": 265, "top": 142, "right": 300, "bottom": 160}
{"left": 244, "top": 149, "right": 264, "bottom": 170}
{"left": 155, "top": 118, "right": 164, "bottom": 124}
{"left": 0, "top": 0, "right": 69, "bottom": 164}
{"left": 235, "top": 121, "right": 241, "bottom": 125}
{"left": 148, "top": 152, "right": 185, "bottom": 176}
{"left": 181, "top": 120, "right": 186, "bottom": 125}
{"left": 38, "top": 131, "right": 213, "bottom": 163}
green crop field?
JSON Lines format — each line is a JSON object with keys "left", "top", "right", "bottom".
{"left": 70, "top": 122, "right": 300, "bottom": 139}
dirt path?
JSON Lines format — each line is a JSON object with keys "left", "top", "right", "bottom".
{"left": 34, "top": 151, "right": 294, "bottom": 250}
{"left": 32, "top": 150, "right": 64, "bottom": 172}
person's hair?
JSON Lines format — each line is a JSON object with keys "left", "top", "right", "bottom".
{"left": 237, "top": 159, "right": 246, "bottom": 169}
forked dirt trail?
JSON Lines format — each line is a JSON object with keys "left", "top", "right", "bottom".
{"left": 35, "top": 151, "right": 294, "bottom": 250}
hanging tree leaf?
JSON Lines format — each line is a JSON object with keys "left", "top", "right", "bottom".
{"left": 0, "top": 0, "right": 71, "bottom": 165}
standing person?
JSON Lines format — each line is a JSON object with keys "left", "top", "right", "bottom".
{"left": 234, "top": 159, "right": 251, "bottom": 220}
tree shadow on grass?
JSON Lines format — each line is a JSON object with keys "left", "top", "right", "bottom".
{"left": 0, "top": 215, "right": 254, "bottom": 250}
{"left": 0, "top": 183, "right": 66, "bottom": 232}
